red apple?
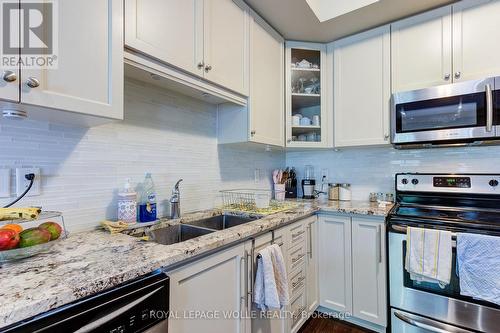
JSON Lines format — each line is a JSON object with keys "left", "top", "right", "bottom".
{"left": 0, "top": 229, "right": 20, "bottom": 250}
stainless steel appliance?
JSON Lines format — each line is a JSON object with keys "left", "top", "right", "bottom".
{"left": 391, "top": 77, "right": 500, "bottom": 148}
{"left": 2, "top": 271, "right": 169, "bottom": 333}
{"left": 388, "top": 173, "right": 500, "bottom": 332}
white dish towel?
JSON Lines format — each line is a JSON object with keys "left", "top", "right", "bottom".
{"left": 457, "top": 233, "right": 500, "bottom": 306}
{"left": 405, "top": 227, "right": 452, "bottom": 287}
{"left": 253, "top": 244, "right": 289, "bottom": 310}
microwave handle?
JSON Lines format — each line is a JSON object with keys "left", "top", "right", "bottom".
{"left": 486, "top": 83, "right": 493, "bottom": 132}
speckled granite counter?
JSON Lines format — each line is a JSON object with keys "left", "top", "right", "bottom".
{"left": 0, "top": 199, "right": 392, "bottom": 328}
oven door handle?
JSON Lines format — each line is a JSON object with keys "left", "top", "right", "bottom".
{"left": 486, "top": 83, "right": 493, "bottom": 133}
{"left": 394, "top": 311, "right": 472, "bottom": 333}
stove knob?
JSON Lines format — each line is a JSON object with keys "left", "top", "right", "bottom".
{"left": 489, "top": 179, "right": 499, "bottom": 187}
{"left": 401, "top": 178, "right": 408, "bottom": 185}
{"left": 412, "top": 179, "right": 419, "bottom": 185}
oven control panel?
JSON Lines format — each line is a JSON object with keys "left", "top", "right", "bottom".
{"left": 397, "top": 174, "right": 500, "bottom": 194}
{"left": 433, "top": 177, "right": 471, "bottom": 188}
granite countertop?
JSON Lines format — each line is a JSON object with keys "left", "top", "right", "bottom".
{"left": 0, "top": 199, "right": 393, "bottom": 328}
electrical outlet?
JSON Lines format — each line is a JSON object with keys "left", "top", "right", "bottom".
{"left": 0, "top": 169, "right": 10, "bottom": 198}
{"left": 16, "top": 168, "right": 41, "bottom": 197}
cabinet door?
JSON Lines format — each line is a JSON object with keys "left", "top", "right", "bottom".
{"left": 453, "top": 0, "right": 500, "bottom": 82}
{"left": 249, "top": 16, "right": 284, "bottom": 147}
{"left": 306, "top": 217, "right": 319, "bottom": 313}
{"left": 204, "top": 0, "right": 249, "bottom": 96}
{"left": 351, "top": 217, "right": 387, "bottom": 326}
{"left": 168, "top": 243, "right": 248, "bottom": 333}
{"left": 251, "top": 231, "right": 287, "bottom": 333}
{"left": 0, "top": 0, "right": 20, "bottom": 103}
{"left": 391, "top": 6, "right": 452, "bottom": 92}
{"left": 333, "top": 25, "right": 391, "bottom": 147}
{"left": 125, "top": 0, "right": 204, "bottom": 76}
{"left": 318, "top": 215, "right": 352, "bottom": 314}
{"left": 20, "top": 0, "right": 123, "bottom": 119}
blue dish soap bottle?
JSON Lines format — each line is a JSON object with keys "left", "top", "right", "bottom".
{"left": 139, "top": 173, "right": 157, "bottom": 222}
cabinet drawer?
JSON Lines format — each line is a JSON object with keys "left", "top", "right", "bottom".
{"left": 289, "top": 243, "right": 306, "bottom": 272}
{"left": 290, "top": 290, "right": 307, "bottom": 330}
{"left": 289, "top": 268, "right": 306, "bottom": 297}
{"left": 289, "top": 222, "right": 306, "bottom": 249}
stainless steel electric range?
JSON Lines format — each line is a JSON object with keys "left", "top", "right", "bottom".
{"left": 388, "top": 173, "right": 500, "bottom": 333}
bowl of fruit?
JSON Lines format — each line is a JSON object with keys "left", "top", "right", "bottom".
{"left": 0, "top": 208, "right": 68, "bottom": 263}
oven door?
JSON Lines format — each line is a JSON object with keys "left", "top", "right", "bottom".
{"left": 391, "top": 77, "right": 496, "bottom": 145}
{"left": 389, "top": 226, "right": 500, "bottom": 332}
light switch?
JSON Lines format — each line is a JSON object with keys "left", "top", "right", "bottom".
{"left": 0, "top": 169, "right": 10, "bottom": 198}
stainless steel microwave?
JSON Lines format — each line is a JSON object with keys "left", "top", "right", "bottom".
{"left": 391, "top": 77, "right": 500, "bottom": 148}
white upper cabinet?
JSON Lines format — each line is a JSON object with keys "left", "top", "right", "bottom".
{"left": 286, "top": 42, "right": 332, "bottom": 148}
{"left": 391, "top": 6, "right": 452, "bottom": 92}
{"left": 204, "top": 0, "right": 249, "bottom": 96}
{"left": 452, "top": 0, "right": 500, "bottom": 82}
{"left": 125, "top": 0, "right": 249, "bottom": 97}
{"left": 333, "top": 25, "right": 391, "bottom": 147}
{"left": 248, "top": 16, "right": 284, "bottom": 146}
{"left": 2, "top": 0, "right": 123, "bottom": 121}
{"left": 351, "top": 217, "right": 387, "bottom": 327}
{"left": 125, "top": 0, "right": 204, "bottom": 77}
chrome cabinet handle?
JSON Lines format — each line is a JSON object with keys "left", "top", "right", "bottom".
{"left": 394, "top": 311, "right": 472, "bottom": 333}
{"left": 26, "top": 77, "right": 40, "bottom": 88}
{"left": 377, "top": 224, "right": 382, "bottom": 264}
{"left": 241, "top": 252, "right": 248, "bottom": 306}
{"left": 384, "top": 134, "right": 389, "bottom": 141}
{"left": 204, "top": 64, "right": 212, "bottom": 72}
{"left": 454, "top": 71, "right": 461, "bottom": 79}
{"left": 292, "top": 230, "right": 305, "bottom": 238}
{"left": 250, "top": 130, "right": 256, "bottom": 136}
{"left": 444, "top": 73, "right": 450, "bottom": 81}
{"left": 307, "top": 223, "right": 313, "bottom": 259}
{"left": 197, "top": 62, "right": 204, "bottom": 69}
{"left": 486, "top": 83, "right": 493, "bottom": 132}
{"left": 248, "top": 245, "right": 254, "bottom": 302}
{"left": 2, "top": 70, "right": 17, "bottom": 82}
{"left": 292, "top": 254, "right": 304, "bottom": 263}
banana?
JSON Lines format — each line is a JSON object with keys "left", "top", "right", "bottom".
{"left": 0, "top": 208, "right": 41, "bottom": 221}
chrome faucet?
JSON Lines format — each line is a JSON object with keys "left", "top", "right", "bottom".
{"left": 170, "top": 179, "right": 183, "bottom": 219}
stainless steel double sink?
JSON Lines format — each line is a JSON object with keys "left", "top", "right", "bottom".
{"left": 138, "top": 214, "right": 260, "bottom": 246}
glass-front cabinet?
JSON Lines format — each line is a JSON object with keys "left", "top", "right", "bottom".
{"left": 286, "top": 42, "right": 331, "bottom": 148}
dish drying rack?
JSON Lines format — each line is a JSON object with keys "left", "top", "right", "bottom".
{"left": 220, "top": 189, "right": 295, "bottom": 215}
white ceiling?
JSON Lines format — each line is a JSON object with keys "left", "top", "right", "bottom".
{"left": 245, "top": 0, "right": 456, "bottom": 42}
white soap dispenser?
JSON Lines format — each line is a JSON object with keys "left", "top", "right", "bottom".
{"left": 118, "top": 178, "right": 137, "bottom": 223}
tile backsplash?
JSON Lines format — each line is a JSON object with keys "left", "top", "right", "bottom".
{"left": 2, "top": 78, "right": 499, "bottom": 231}
{"left": 287, "top": 146, "right": 500, "bottom": 200}
{"left": 0, "top": 80, "right": 284, "bottom": 231}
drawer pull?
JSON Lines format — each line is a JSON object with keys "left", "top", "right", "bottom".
{"left": 292, "top": 254, "right": 304, "bottom": 263}
{"left": 292, "top": 231, "right": 305, "bottom": 238}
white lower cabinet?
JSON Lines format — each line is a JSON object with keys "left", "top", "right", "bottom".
{"left": 305, "top": 217, "right": 319, "bottom": 314}
{"left": 318, "top": 214, "right": 387, "bottom": 329}
{"left": 318, "top": 215, "right": 352, "bottom": 313}
{"left": 167, "top": 242, "right": 250, "bottom": 333}
{"left": 351, "top": 217, "right": 387, "bottom": 326}
{"left": 167, "top": 217, "right": 319, "bottom": 333}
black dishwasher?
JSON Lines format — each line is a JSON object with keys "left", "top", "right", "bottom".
{"left": 1, "top": 270, "right": 169, "bottom": 333}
